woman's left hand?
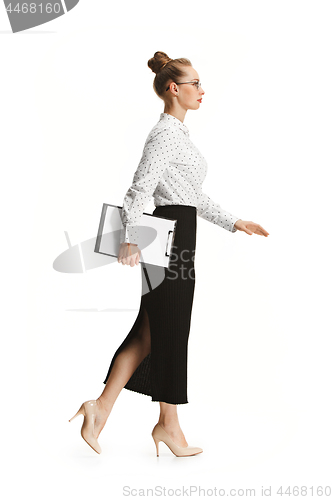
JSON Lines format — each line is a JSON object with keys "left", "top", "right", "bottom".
{"left": 234, "top": 219, "right": 269, "bottom": 236}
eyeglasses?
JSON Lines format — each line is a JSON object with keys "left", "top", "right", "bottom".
{"left": 166, "top": 81, "right": 202, "bottom": 92}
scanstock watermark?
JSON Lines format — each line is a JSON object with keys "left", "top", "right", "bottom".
{"left": 122, "top": 485, "right": 333, "bottom": 497}
{"left": 3, "top": 0, "right": 80, "bottom": 33}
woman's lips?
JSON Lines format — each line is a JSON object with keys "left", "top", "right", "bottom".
{"left": 197, "top": 99, "right": 202, "bottom": 103}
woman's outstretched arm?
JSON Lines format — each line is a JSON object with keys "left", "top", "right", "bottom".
{"left": 197, "top": 191, "right": 269, "bottom": 237}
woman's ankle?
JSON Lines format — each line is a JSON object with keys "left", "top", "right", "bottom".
{"left": 158, "top": 415, "right": 180, "bottom": 427}
{"left": 96, "top": 396, "right": 113, "bottom": 415}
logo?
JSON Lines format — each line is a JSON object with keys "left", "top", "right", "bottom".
{"left": 3, "top": 0, "right": 80, "bottom": 33}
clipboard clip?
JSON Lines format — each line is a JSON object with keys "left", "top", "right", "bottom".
{"left": 165, "top": 230, "right": 173, "bottom": 257}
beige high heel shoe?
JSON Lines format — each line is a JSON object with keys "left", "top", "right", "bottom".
{"left": 69, "top": 400, "right": 102, "bottom": 454}
{"left": 152, "top": 423, "right": 203, "bottom": 457}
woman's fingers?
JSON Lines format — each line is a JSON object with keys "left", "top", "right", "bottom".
{"left": 253, "top": 224, "right": 269, "bottom": 236}
{"left": 118, "top": 249, "right": 126, "bottom": 264}
{"left": 128, "top": 251, "right": 140, "bottom": 266}
{"left": 239, "top": 221, "right": 269, "bottom": 237}
{"left": 132, "top": 247, "right": 141, "bottom": 266}
{"left": 118, "top": 243, "right": 127, "bottom": 263}
{"left": 118, "top": 243, "right": 141, "bottom": 266}
{"left": 128, "top": 244, "right": 135, "bottom": 266}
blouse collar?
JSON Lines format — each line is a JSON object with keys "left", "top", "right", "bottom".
{"left": 160, "top": 113, "right": 189, "bottom": 135}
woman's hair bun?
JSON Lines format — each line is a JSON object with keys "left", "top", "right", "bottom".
{"left": 148, "top": 51, "right": 173, "bottom": 74}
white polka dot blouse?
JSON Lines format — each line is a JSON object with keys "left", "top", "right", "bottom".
{"left": 120, "top": 112, "right": 240, "bottom": 245}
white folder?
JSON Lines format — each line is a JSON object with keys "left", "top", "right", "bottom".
{"left": 94, "top": 204, "right": 177, "bottom": 269}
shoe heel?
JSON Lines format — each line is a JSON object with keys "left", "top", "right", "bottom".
{"left": 152, "top": 436, "right": 160, "bottom": 457}
{"left": 69, "top": 404, "right": 84, "bottom": 422}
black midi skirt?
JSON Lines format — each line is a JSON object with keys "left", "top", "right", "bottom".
{"left": 103, "top": 204, "right": 197, "bottom": 404}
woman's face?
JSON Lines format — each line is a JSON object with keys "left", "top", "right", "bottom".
{"left": 171, "top": 66, "right": 205, "bottom": 110}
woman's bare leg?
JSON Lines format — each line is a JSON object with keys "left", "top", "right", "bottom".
{"left": 94, "top": 309, "right": 151, "bottom": 438}
{"left": 158, "top": 402, "right": 188, "bottom": 447}
{"left": 92, "top": 308, "right": 188, "bottom": 448}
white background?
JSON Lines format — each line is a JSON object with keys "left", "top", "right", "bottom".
{"left": 1, "top": 1, "right": 332, "bottom": 498}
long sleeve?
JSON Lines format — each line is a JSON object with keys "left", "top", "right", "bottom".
{"left": 119, "top": 128, "right": 176, "bottom": 245}
{"left": 197, "top": 190, "right": 240, "bottom": 233}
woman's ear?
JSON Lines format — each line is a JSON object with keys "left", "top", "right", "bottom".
{"left": 168, "top": 82, "right": 178, "bottom": 96}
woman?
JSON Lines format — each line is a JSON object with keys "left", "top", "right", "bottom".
{"left": 69, "top": 51, "right": 269, "bottom": 457}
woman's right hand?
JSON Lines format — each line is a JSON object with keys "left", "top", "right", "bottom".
{"left": 118, "top": 242, "right": 141, "bottom": 267}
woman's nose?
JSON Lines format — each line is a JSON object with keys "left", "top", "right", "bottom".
{"left": 200, "top": 86, "right": 205, "bottom": 95}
